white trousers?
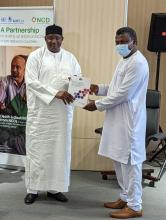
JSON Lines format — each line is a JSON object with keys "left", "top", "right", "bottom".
{"left": 27, "top": 189, "right": 58, "bottom": 194}
{"left": 113, "top": 159, "right": 142, "bottom": 211}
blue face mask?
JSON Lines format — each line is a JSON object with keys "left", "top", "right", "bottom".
{"left": 116, "top": 43, "right": 132, "bottom": 57}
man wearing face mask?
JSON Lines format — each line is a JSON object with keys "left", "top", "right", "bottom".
{"left": 84, "top": 27, "right": 149, "bottom": 218}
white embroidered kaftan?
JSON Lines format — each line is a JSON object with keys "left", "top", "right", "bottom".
{"left": 25, "top": 46, "right": 81, "bottom": 192}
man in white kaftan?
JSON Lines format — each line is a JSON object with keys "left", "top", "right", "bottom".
{"left": 84, "top": 27, "right": 149, "bottom": 218}
{"left": 24, "top": 24, "right": 81, "bottom": 204}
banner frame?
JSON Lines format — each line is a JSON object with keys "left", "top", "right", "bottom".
{"left": 0, "top": 6, "right": 53, "bottom": 167}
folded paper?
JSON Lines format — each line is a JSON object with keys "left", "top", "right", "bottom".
{"left": 68, "top": 76, "right": 91, "bottom": 107}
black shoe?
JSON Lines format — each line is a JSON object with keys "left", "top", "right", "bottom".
{"left": 24, "top": 193, "right": 38, "bottom": 205}
{"left": 47, "top": 192, "right": 68, "bottom": 202}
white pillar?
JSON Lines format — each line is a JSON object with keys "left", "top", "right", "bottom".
{"left": 53, "top": 0, "right": 56, "bottom": 24}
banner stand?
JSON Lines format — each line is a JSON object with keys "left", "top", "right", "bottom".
{"left": 0, "top": 6, "right": 53, "bottom": 168}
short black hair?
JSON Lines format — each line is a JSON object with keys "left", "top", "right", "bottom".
{"left": 116, "top": 27, "right": 137, "bottom": 44}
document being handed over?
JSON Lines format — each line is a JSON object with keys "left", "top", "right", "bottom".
{"left": 68, "top": 76, "right": 91, "bottom": 107}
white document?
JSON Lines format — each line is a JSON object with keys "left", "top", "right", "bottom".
{"left": 68, "top": 76, "right": 91, "bottom": 107}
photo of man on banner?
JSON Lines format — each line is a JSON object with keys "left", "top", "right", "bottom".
{"left": 0, "top": 55, "right": 28, "bottom": 155}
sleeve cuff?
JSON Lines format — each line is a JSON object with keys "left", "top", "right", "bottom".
{"left": 45, "top": 87, "right": 59, "bottom": 104}
{"left": 95, "top": 100, "right": 105, "bottom": 112}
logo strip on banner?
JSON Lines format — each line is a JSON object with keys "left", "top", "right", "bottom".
{"left": 0, "top": 7, "right": 54, "bottom": 46}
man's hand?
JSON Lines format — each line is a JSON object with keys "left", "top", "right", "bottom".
{"left": 90, "top": 84, "right": 99, "bottom": 95}
{"left": 55, "top": 91, "right": 75, "bottom": 104}
{"left": 83, "top": 100, "right": 97, "bottom": 111}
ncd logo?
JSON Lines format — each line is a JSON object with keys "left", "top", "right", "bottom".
{"left": 32, "top": 17, "right": 50, "bottom": 23}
